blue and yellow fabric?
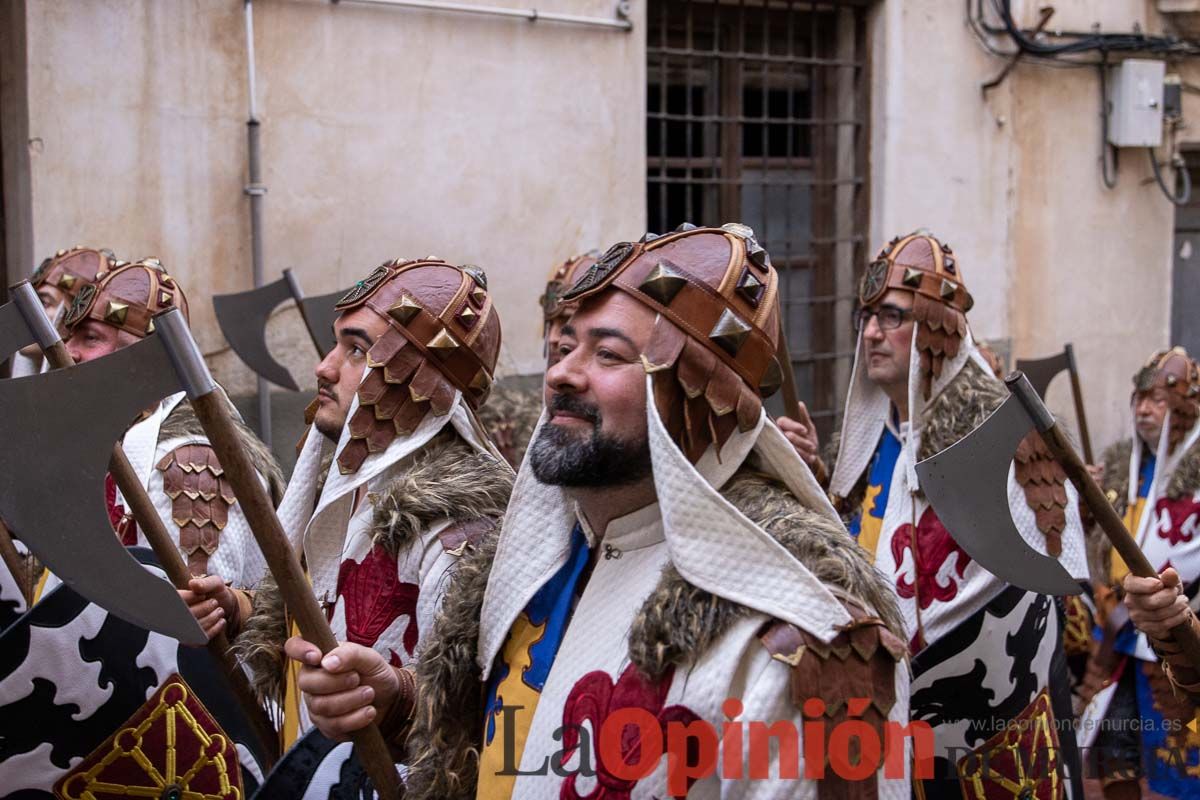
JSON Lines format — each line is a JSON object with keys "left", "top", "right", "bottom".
{"left": 476, "top": 525, "right": 590, "bottom": 800}
{"left": 848, "top": 428, "right": 902, "bottom": 560}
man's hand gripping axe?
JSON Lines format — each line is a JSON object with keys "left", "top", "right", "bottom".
{"left": 213, "top": 269, "right": 342, "bottom": 390}
{"left": 0, "top": 281, "right": 280, "bottom": 765}
{"left": 916, "top": 371, "right": 1200, "bottom": 672}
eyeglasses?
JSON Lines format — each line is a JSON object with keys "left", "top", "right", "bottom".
{"left": 853, "top": 305, "right": 913, "bottom": 332}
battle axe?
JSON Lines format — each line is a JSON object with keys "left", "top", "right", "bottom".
{"left": 142, "top": 308, "right": 402, "bottom": 796}
{"left": 1, "top": 281, "right": 279, "bottom": 764}
{"left": 916, "top": 372, "right": 1200, "bottom": 672}
{"left": 0, "top": 285, "right": 206, "bottom": 644}
{"left": 213, "top": 269, "right": 342, "bottom": 391}
{"left": 1016, "top": 343, "right": 1094, "bottom": 463}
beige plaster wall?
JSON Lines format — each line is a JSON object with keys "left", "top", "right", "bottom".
{"left": 17, "top": 0, "right": 645, "bottom": 396}
{"left": 870, "top": 0, "right": 1182, "bottom": 454}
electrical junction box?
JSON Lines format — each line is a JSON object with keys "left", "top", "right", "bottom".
{"left": 1107, "top": 59, "right": 1165, "bottom": 147}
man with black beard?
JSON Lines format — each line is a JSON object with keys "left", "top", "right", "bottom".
{"left": 528, "top": 390, "right": 651, "bottom": 486}
{"left": 292, "top": 225, "right": 910, "bottom": 799}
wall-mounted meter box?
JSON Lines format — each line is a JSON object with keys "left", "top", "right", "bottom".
{"left": 1107, "top": 59, "right": 1165, "bottom": 147}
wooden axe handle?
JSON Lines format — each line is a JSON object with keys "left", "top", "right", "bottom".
{"left": 188, "top": 389, "right": 401, "bottom": 798}
{"left": 776, "top": 317, "right": 802, "bottom": 421}
{"left": 1036, "top": 421, "right": 1200, "bottom": 672}
{"left": 283, "top": 268, "right": 329, "bottom": 358}
{"left": 1064, "top": 344, "right": 1095, "bottom": 465}
{"left": 41, "top": 337, "right": 280, "bottom": 766}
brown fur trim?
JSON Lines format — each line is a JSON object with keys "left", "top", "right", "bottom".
{"left": 405, "top": 522, "right": 500, "bottom": 800}
{"left": 233, "top": 569, "right": 290, "bottom": 704}
{"left": 368, "top": 430, "right": 513, "bottom": 556}
{"left": 404, "top": 460, "right": 904, "bottom": 800}
{"left": 474, "top": 383, "right": 543, "bottom": 469}
{"left": 1167, "top": 436, "right": 1200, "bottom": 499}
{"left": 916, "top": 359, "right": 1007, "bottom": 461}
{"left": 158, "top": 397, "right": 286, "bottom": 506}
{"left": 826, "top": 359, "right": 1005, "bottom": 522}
{"left": 1091, "top": 439, "right": 1132, "bottom": 585}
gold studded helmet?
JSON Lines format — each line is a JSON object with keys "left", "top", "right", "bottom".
{"left": 560, "top": 223, "right": 782, "bottom": 464}
{"left": 62, "top": 259, "right": 188, "bottom": 338}
{"left": 30, "top": 247, "right": 118, "bottom": 301}
{"left": 332, "top": 258, "right": 502, "bottom": 474}
{"left": 1133, "top": 347, "right": 1200, "bottom": 452}
{"left": 540, "top": 250, "right": 600, "bottom": 328}
{"left": 858, "top": 231, "right": 974, "bottom": 400}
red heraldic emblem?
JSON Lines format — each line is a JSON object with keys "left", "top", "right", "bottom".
{"left": 336, "top": 543, "right": 420, "bottom": 659}
{"left": 54, "top": 673, "right": 243, "bottom": 800}
{"left": 956, "top": 688, "right": 1063, "bottom": 800}
{"left": 1154, "top": 494, "right": 1200, "bottom": 547}
{"left": 892, "top": 507, "right": 973, "bottom": 609}
{"left": 560, "top": 663, "right": 700, "bottom": 800}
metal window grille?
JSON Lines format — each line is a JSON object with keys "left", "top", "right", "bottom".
{"left": 647, "top": 0, "right": 870, "bottom": 439}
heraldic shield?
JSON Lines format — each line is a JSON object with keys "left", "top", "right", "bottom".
{"left": 910, "top": 585, "right": 1080, "bottom": 799}
{"left": 956, "top": 689, "right": 1064, "bottom": 800}
{"left": 54, "top": 674, "right": 242, "bottom": 800}
{"left": 0, "top": 547, "right": 268, "bottom": 795}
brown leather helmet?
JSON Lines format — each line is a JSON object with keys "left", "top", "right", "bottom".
{"left": 858, "top": 231, "right": 974, "bottom": 400}
{"left": 332, "top": 258, "right": 502, "bottom": 475}
{"left": 31, "top": 247, "right": 118, "bottom": 301}
{"left": 62, "top": 259, "right": 189, "bottom": 338}
{"left": 541, "top": 250, "right": 600, "bottom": 327}
{"left": 561, "top": 223, "right": 782, "bottom": 463}
{"left": 1133, "top": 347, "right": 1200, "bottom": 452}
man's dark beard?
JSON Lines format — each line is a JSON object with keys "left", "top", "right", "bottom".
{"left": 314, "top": 382, "right": 344, "bottom": 443}
{"left": 530, "top": 394, "right": 651, "bottom": 487}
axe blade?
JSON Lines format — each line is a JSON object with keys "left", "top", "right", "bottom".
{"left": 0, "top": 336, "right": 207, "bottom": 644}
{"left": 299, "top": 289, "right": 342, "bottom": 356}
{"left": 213, "top": 277, "right": 300, "bottom": 391}
{"left": 1015, "top": 349, "right": 1070, "bottom": 400}
{"left": 915, "top": 390, "right": 1082, "bottom": 597}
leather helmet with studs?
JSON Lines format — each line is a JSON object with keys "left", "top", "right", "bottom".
{"left": 31, "top": 246, "right": 118, "bottom": 302}
{"left": 560, "top": 223, "right": 782, "bottom": 463}
{"left": 62, "top": 259, "right": 188, "bottom": 338}
{"left": 1133, "top": 347, "right": 1200, "bottom": 452}
{"left": 331, "top": 258, "right": 502, "bottom": 474}
{"left": 858, "top": 231, "right": 972, "bottom": 399}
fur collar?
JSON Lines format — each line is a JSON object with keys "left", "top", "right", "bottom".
{"left": 1101, "top": 435, "right": 1200, "bottom": 504}
{"left": 404, "top": 462, "right": 903, "bottom": 800}
{"left": 158, "top": 397, "right": 286, "bottom": 505}
{"left": 369, "top": 430, "right": 514, "bottom": 556}
{"left": 233, "top": 430, "right": 512, "bottom": 704}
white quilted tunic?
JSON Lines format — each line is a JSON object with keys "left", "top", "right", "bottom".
{"left": 473, "top": 381, "right": 912, "bottom": 799}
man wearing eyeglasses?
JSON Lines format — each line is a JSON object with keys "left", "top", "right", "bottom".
{"left": 810, "top": 231, "right": 1092, "bottom": 797}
